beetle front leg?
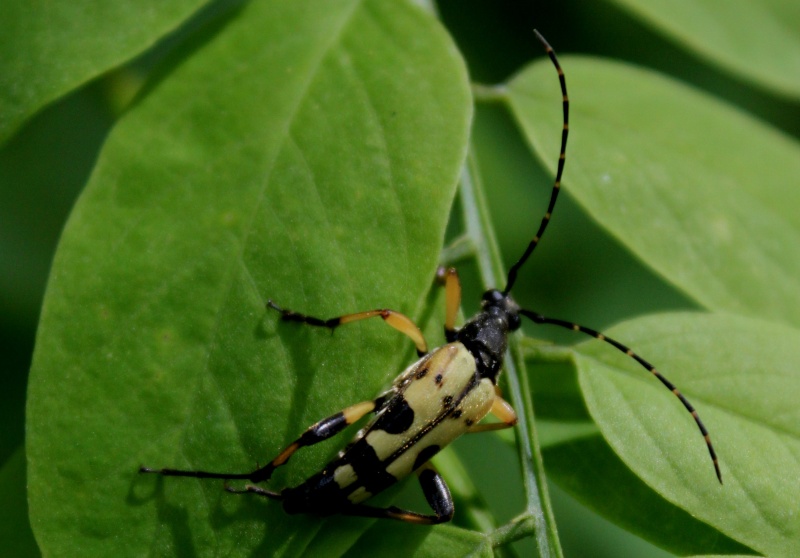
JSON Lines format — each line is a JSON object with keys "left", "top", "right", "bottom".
{"left": 268, "top": 300, "right": 428, "bottom": 356}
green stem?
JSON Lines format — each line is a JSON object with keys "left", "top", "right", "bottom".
{"left": 472, "top": 83, "right": 509, "bottom": 104}
{"left": 439, "top": 233, "right": 476, "bottom": 266}
{"left": 520, "top": 338, "right": 574, "bottom": 364}
{"left": 458, "top": 153, "right": 563, "bottom": 557}
{"left": 490, "top": 512, "right": 536, "bottom": 548}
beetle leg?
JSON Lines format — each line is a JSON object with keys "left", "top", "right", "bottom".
{"left": 224, "top": 483, "right": 281, "bottom": 500}
{"left": 268, "top": 300, "right": 427, "bottom": 356}
{"left": 250, "top": 398, "right": 380, "bottom": 481}
{"left": 435, "top": 266, "right": 461, "bottom": 342}
{"left": 339, "top": 462, "right": 454, "bottom": 525}
{"left": 467, "top": 390, "right": 518, "bottom": 433}
{"left": 140, "top": 398, "right": 380, "bottom": 483}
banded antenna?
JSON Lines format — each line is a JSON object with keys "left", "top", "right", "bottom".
{"left": 503, "top": 29, "right": 569, "bottom": 295}
{"left": 508, "top": 31, "right": 722, "bottom": 483}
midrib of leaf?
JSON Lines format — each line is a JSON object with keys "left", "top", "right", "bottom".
{"left": 178, "top": 1, "right": 364, "bottom": 471}
{"left": 237, "top": 0, "right": 360, "bottom": 286}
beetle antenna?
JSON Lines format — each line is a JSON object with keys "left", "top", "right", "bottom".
{"left": 504, "top": 29, "right": 569, "bottom": 295}
{"left": 520, "top": 310, "right": 722, "bottom": 483}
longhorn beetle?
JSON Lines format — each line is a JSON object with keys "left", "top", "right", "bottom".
{"left": 141, "top": 31, "right": 721, "bottom": 526}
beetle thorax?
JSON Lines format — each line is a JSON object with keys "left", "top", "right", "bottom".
{"left": 455, "top": 289, "right": 521, "bottom": 382}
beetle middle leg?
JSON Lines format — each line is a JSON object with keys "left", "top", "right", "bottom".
{"left": 467, "top": 388, "right": 518, "bottom": 433}
{"left": 334, "top": 462, "right": 454, "bottom": 525}
{"left": 268, "top": 300, "right": 428, "bottom": 356}
{"left": 140, "top": 397, "right": 381, "bottom": 483}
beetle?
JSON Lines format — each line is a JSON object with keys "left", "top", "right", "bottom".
{"left": 140, "top": 30, "right": 721, "bottom": 525}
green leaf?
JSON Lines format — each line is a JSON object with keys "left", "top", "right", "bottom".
{"left": 574, "top": 312, "right": 800, "bottom": 557}
{"left": 343, "top": 523, "right": 491, "bottom": 557}
{"left": 544, "top": 435, "right": 752, "bottom": 556}
{"left": 507, "top": 56, "right": 800, "bottom": 327}
{"left": 604, "top": 0, "right": 800, "bottom": 98}
{"left": 26, "top": 0, "right": 471, "bottom": 555}
{"left": 0, "top": 0, "right": 210, "bottom": 144}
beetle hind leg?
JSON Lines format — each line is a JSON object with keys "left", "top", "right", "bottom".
{"left": 340, "top": 463, "right": 454, "bottom": 525}
{"left": 225, "top": 483, "right": 282, "bottom": 501}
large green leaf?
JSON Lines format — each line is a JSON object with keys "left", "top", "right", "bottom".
{"left": 507, "top": 56, "right": 800, "bottom": 327}
{"left": 605, "top": 0, "right": 800, "bottom": 98}
{"left": 0, "top": 0, "right": 210, "bottom": 144}
{"left": 26, "top": 0, "right": 471, "bottom": 555}
{"left": 543, "top": 434, "right": 752, "bottom": 556}
{"left": 573, "top": 312, "right": 800, "bottom": 556}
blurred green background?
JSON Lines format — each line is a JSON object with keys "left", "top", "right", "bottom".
{"left": 3, "top": 0, "right": 797, "bottom": 556}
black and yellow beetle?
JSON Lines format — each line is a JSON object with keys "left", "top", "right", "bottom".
{"left": 141, "top": 31, "right": 721, "bottom": 525}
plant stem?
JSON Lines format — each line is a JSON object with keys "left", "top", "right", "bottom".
{"left": 458, "top": 153, "right": 563, "bottom": 557}
{"left": 472, "top": 83, "right": 509, "bottom": 104}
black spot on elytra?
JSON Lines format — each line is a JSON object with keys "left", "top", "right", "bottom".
{"left": 415, "top": 366, "right": 428, "bottom": 380}
{"left": 346, "top": 439, "right": 397, "bottom": 496}
{"left": 465, "top": 418, "right": 475, "bottom": 427}
{"left": 450, "top": 409, "right": 463, "bottom": 419}
{"left": 373, "top": 394, "right": 388, "bottom": 411}
{"left": 442, "top": 395, "right": 453, "bottom": 408}
{"left": 281, "top": 465, "right": 351, "bottom": 516}
{"left": 374, "top": 396, "right": 415, "bottom": 435}
{"left": 435, "top": 373, "right": 443, "bottom": 385}
{"left": 412, "top": 444, "right": 441, "bottom": 471}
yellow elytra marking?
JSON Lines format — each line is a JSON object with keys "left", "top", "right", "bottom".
{"left": 333, "top": 464, "right": 357, "bottom": 488}
{"left": 348, "top": 486, "right": 370, "bottom": 504}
